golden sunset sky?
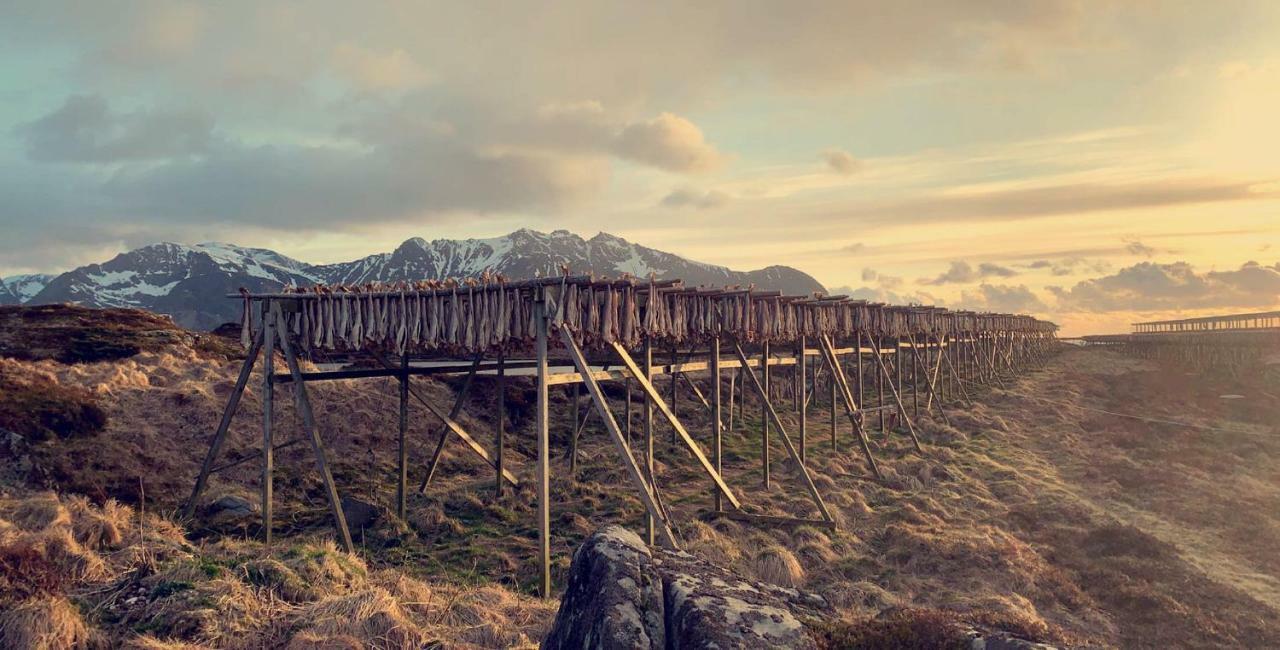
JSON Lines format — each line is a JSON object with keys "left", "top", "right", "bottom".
{"left": 2, "top": 2, "right": 1278, "bottom": 335}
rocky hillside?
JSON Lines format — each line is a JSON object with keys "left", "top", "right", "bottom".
{"left": 19, "top": 230, "right": 825, "bottom": 330}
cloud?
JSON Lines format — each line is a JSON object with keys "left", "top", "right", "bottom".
{"left": 17, "top": 94, "right": 213, "bottom": 163}
{"left": 822, "top": 148, "right": 861, "bottom": 174}
{"left": 612, "top": 113, "right": 722, "bottom": 173}
{"left": 1123, "top": 238, "right": 1157, "bottom": 257}
{"left": 819, "top": 178, "right": 1273, "bottom": 226}
{"left": 861, "top": 267, "right": 877, "bottom": 281}
{"left": 828, "top": 284, "right": 939, "bottom": 305}
{"left": 956, "top": 284, "right": 1049, "bottom": 313}
{"left": 1025, "top": 256, "right": 1111, "bottom": 276}
{"left": 1050, "top": 260, "right": 1280, "bottom": 312}
{"left": 661, "top": 186, "right": 730, "bottom": 210}
{"left": 331, "top": 43, "right": 432, "bottom": 91}
{"left": 920, "top": 260, "right": 1018, "bottom": 285}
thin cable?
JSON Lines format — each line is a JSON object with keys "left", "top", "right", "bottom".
{"left": 957, "top": 376, "right": 1273, "bottom": 437}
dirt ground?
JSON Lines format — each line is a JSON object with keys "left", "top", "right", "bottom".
{"left": 3, "top": 311, "right": 1278, "bottom": 647}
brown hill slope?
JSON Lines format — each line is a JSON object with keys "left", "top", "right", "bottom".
{"left": 2, "top": 307, "right": 1278, "bottom": 647}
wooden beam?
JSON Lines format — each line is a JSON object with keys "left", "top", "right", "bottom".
{"left": 273, "top": 306, "right": 354, "bottom": 553}
{"left": 562, "top": 327, "right": 678, "bottom": 548}
{"left": 817, "top": 335, "right": 882, "bottom": 480}
{"left": 184, "top": 326, "right": 264, "bottom": 519}
{"left": 609, "top": 341, "right": 742, "bottom": 511}
{"left": 397, "top": 354, "right": 408, "bottom": 520}
{"left": 535, "top": 298, "right": 551, "bottom": 598}
{"left": 261, "top": 304, "right": 275, "bottom": 543}
{"left": 862, "top": 331, "right": 923, "bottom": 453}
{"left": 418, "top": 353, "right": 483, "bottom": 491}
{"left": 369, "top": 352, "right": 519, "bottom": 488}
{"left": 729, "top": 341, "right": 834, "bottom": 523}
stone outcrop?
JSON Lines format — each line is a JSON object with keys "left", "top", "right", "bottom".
{"left": 543, "top": 525, "right": 825, "bottom": 649}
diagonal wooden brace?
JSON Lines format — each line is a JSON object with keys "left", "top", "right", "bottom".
{"left": 562, "top": 328, "right": 679, "bottom": 548}
{"left": 610, "top": 341, "right": 741, "bottom": 510}
{"left": 729, "top": 342, "right": 834, "bottom": 523}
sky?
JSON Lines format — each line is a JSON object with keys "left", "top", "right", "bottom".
{"left": 1, "top": 1, "right": 1278, "bottom": 336}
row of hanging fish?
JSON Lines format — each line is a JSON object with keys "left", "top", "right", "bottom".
{"left": 238, "top": 279, "right": 1056, "bottom": 354}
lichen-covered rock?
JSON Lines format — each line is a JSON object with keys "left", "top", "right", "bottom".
{"left": 543, "top": 525, "right": 665, "bottom": 649}
{"left": 544, "top": 525, "right": 823, "bottom": 649}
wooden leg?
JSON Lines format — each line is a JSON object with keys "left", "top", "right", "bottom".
{"left": 262, "top": 306, "right": 275, "bottom": 544}
{"left": 569, "top": 383, "right": 580, "bottom": 477}
{"left": 273, "top": 306, "right": 354, "bottom": 553}
{"left": 711, "top": 337, "right": 723, "bottom": 512}
{"left": 397, "top": 354, "right": 409, "bottom": 520}
{"left": 610, "top": 341, "right": 740, "bottom": 510}
{"left": 643, "top": 337, "right": 654, "bottom": 546}
{"left": 566, "top": 328, "right": 678, "bottom": 548}
{"left": 761, "top": 341, "right": 771, "bottom": 489}
{"left": 419, "top": 353, "right": 483, "bottom": 492}
{"left": 730, "top": 342, "right": 833, "bottom": 523}
{"left": 864, "top": 332, "right": 923, "bottom": 452}
{"left": 535, "top": 299, "right": 551, "bottom": 598}
{"left": 185, "top": 325, "right": 263, "bottom": 520}
{"left": 496, "top": 351, "right": 506, "bottom": 498}
{"left": 798, "top": 336, "right": 806, "bottom": 466}
{"left": 818, "top": 335, "right": 882, "bottom": 479}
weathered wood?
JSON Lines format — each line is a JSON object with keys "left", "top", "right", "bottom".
{"left": 184, "top": 326, "right": 264, "bottom": 519}
{"left": 261, "top": 304, "right": 275, "bottom": 543}
{"left": 496, "top": 351, "right": 506, "bottom": 498}
{"left": 863, "top": 331, "right": 923, "bottom": 452}
{"left": 563, "top": 327, "right": 679, "bottom": 549}
{"left": 609, "top": 341, "right": 741, "bottom": 511}
{"left": 273, "top": 306, "right": 354, "bottom": 553}
{"left": 643, "top": 337, "right": 655, "bottom": 546}
{"left": 817, "top": 335, "right": 882, "bottom": 480}
{"left": 798, "top": 335, "right": 807, "bottom": 465}
{"left": 909, "top": 339, "right": 951, "bottom": 427}
{"left": 368, "top": 352, "right": 519, "bottom": 488}
{"left": 711, "top": 336, "right": 723, "bottom": 512}
{"left": 419, "top": 353, "right": 484, "bottom": 491}
{"left": 535, "top": 297, "right": 551, "bottom": 598}
{"left": 730, "top": 341, "right": 834, "bottom": 523}
{"left": 761, "top": 340, "right": 771, "bottom": 488}
{"left": 397, "top": 354, "right": 409, "bottom": 519}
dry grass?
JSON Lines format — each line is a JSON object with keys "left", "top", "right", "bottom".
{"left": 6, "top": 314, "right": 1280, "bottom": 648}
{"left": 0, "top": 596, "right": 94, "bottom": 650}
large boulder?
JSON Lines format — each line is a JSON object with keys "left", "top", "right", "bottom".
{"left": 544, "top": 525, "right": 824, "bottom": 649}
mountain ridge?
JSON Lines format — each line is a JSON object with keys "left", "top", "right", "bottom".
{"left": 21, "top": 230, "right": 825, "bottom": 329}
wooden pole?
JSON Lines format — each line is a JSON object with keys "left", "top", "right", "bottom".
{"left": 496, "top": 350, "right": 506, "bottom": 498}
{"left": 184, "top": 327, "right": 264, "bottom": 519}
{"left": 761, "top": 340, "right": 771, "bottom": 489}
{"left": 569, "top": 383, "right": 580, "bottom": 477}
{"left": 730, "top": 342, "right": 833, "bottom": 522}
{"left": 862, "top": 331, "right": 923, "bottom": 452}
{"left": 272, "top": 306, "right": 354, "bottom": 553}
{"left": 261, "top": 301, "right": 275, "bottom": 544}
{"left": 609, "top": 342, "right": 740, "bottom": 510}
{"left": 643, "top": 336, "right": 654, "bottom": 546}
{"left": 830, "top": 349, "right": 838, "bottom": 451}
{"left": 564, "top": 330, "right": 679, "bottom": 548}
{"left": 419, "top": 353, "right": 484, "bottom": 491}
{"left": 534, "top": 296, "right": 551, "bottom": 598}
{"left": 712, "top": 336, "right": 723, "bottom": 512}
{"left": 817, "top": 335, "right": 882, "bottom": 479}
{"left": 798, "top": 336, "right": 807, "bottom": 465}
{"left": 397, "top": 354, "right": 408, "bottom": 520}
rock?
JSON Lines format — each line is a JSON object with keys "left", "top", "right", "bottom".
{"left": 341, "top": 496, "right": 382, "bottom": 530}
{"left": 967, "top": 630, "right": 1058, "bottom": 650}
{"left": 207, "top": 494, "right": 257, "bottom": 526}
{"left": 544, "top": 525, "right": 665, "bottom": 649}
{"left": 544, "top": 525, "right": 823, "bottom": 649}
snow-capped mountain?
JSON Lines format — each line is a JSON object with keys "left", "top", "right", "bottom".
{"left": 22, "top": 230, "right": 825, "bottom": 330}
{"left": 30, "top": 243, "right": 321, "bottom": 329}
{"left": 320, "top": 229, "right": 823, "bottom": 293}
{"left": 0, "top": 274, "right": 55, "bottom": 305}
